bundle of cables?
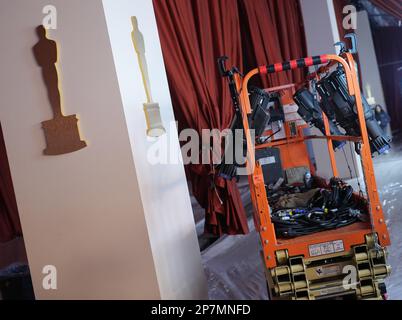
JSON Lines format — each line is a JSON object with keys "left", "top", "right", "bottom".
{"left": 271, "top": 178, "right": 367, "bottom": 238}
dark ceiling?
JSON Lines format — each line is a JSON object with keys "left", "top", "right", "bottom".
{"left": 352, "top": 0, "right": 401, "bottom": 28}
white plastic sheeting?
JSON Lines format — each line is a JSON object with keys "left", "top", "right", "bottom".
{"left": 202, "top": 218, "right": 268, "bottom": 300}
{"left": 199, "top": 135, "right": 402, "bottom": 300}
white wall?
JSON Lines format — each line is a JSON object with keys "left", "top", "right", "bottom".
{"left": 356, "top": 11, "right": 386, "bottom": 108}
{"left": 0, "top": 0, "right": 206, "bottom": 299}
{"left": 300, "top": 0, "right": 363, "bottom": 181}
{"left": 102, "top": 0, "right": 207, "bottom": 300}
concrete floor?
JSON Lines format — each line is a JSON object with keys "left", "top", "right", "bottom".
{"left": 201, "top": 133, "right": 402, "bottom": 300}
{"left": 374, "top": 133, "right": 402, "bottom": 299}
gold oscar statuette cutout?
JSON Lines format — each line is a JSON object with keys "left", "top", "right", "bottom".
{"left": 131, "top": 17, "right": 166, "bottom": 137}
{"left": 33, "top": 25, "right": 87, "bottom": 155}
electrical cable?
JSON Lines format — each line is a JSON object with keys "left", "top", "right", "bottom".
{"left": 258, "top": 127, "right": 281, "bottom": 144}
{"left": 342, "top": 145, "right": 354, "bottom": 180}
{"left": 271, "top": 178, "right": 366, "bottom": 238}
{"left": 271, "top": 206, "right": 363, "bottom": 237}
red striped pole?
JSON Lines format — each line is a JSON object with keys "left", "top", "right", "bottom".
{"left": 258, "top": 55, "right": 329, "bottom": 74}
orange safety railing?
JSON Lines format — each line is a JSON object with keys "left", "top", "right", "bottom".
{"left": 234, "top": 53, "right": 390, "bottom": 268}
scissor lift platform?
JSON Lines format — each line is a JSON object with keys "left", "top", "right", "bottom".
{"left": 229, "top": 52, "right": 391, "bottom": 300}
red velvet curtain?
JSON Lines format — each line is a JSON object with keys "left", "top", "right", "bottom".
{"left": 239, "top": 0, "right": 307, "bottom": 88}
{"left": 370, "top": 0, "right": 402, "bottom": 20}
{"left": 372, "top": 27, "right": 402, "bottom": 131}
{"left": 153, "top": 0, "right": 307, "bottom": 235}
{"left": 0, "top": 123, "right": 22, "bottom": 242}
{"left": 153, "top": 0, "right": 249, "bottom": 236}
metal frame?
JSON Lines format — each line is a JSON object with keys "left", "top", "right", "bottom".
{"left": 235, "top": 53, "right": 390, "bottom": 269}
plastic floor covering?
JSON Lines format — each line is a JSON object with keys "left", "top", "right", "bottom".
{"left": 198, "top": 134, "right": 402, "bottom": 300}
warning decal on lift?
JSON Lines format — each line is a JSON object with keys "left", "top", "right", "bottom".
{"left": 309, "top": 240, "right": 344, "bottom": 257}
{"left": 258, "top": 156, "right": 276, "bottom": 166}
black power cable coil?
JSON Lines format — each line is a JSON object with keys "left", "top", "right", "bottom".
{"left": 271, "top": 178, "right": 366, "bottom": 238}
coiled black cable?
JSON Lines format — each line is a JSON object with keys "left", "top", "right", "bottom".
{"left": 271, "top": 178, "right": 366, "bottom": 238}
{"left": 272, "top": 207, "right": 364, "bottom": 238}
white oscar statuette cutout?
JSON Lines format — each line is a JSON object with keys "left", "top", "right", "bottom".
{"left": 131, "top": 17, "right": 166, "bottom": 137}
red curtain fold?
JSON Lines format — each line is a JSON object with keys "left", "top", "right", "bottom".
{"left": 153, "top": 0, "right": 307, "bottom": 236}
{"left": 153, "top": 0, "right": 249, "bottom": 236}
{"left": 0, "top": 123, "right": 22, "bottom": 242}
{"left": 370, "top": 0, "right": 402, "bottom": 20}
{"left": 239, "top": 0, "right": 307, "bottom": 88}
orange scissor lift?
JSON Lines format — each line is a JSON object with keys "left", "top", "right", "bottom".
{"left": 234, "top": 52, "right": 391, "bottom": 300}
